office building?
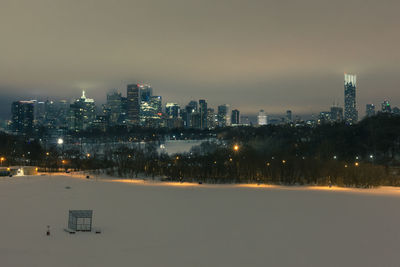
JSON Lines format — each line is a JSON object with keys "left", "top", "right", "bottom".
{"left": 286, "top": 110, "right": 292, "bottom": 123}
{"left": 206, "top": 108, "right": 216, "bottom": 129}
{"left": 231, "top": 109, "right": 240, "bottom": 125}
{"left": 106, "top": 91, "right": 122, "bottom": 126}
{"left": 257, "top": 109, "right": 267, "bottom": 126}
{"left": 217, "top": 105, "right": 230, "bottom": 127}
{"left": 11, "top": 101, "right": 34, "bottom": 134}
{"left": 68, "top": 91, "right": 96, "bottom": 132}
{"left": 127, "top": 84, "right": 141, "bottom": 125}
{"left": 199, "top": 99, "right": 208, "bottom": 129}
{"left": 344, "top": 73, "right": 358, "bottom": 124}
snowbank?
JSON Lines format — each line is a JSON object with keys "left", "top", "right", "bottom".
{"left": 1, "top": 175, "right": 400, "bottom": 267}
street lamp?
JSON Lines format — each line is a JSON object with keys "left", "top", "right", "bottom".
{"left": 0, "top": 157, "right": 5, "bottom": 166}
{"left": 233, "top": 144, "right": 239, "bottom": 152}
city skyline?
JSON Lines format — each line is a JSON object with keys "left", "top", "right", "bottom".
{"left": 4, "top": 75, "right": 400, "bottom": 123}
{"left": 1, "top": 0, "right": 400, "bottom": 119}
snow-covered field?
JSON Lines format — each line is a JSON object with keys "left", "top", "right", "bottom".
{"left": 1, "top": 175, "right": 400, "bottom": 267}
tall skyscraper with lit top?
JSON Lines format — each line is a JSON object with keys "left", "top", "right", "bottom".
{"left": 344, "top": 73, "right": 358, "bottom": 124}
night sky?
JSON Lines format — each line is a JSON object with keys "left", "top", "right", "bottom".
{"left": 1, "top": 0, "right": 399, "bottom": 119}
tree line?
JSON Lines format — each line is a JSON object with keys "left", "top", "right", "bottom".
{"left": 1, "top": 113, "right": 400, "bottom": 187}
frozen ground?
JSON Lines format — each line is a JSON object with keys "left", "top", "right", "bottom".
{"left": 1, "top": 175, "right": 400, "bottom": 267}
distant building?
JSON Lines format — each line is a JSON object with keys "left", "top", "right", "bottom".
{"left": 140, "top": 96, "right": 162, "bottom": 127}
{"left": 140, "top": 85, "right": 153, "bottom": 102}
{"left": 58, "top": 100, "right": 70, "bottom": 128}
{"left": 106, "top": 91, "right": 122, "bottom": 126}
{"left": 68, "top": 91, "right": 96, "bottom": 132}
{"left": 286, "top": 110, "right": 292, "bottom": 123}
{"left": 165, "top": 103, "right": 180, "bottom": 119}
{"left": 11, "top": 101, "right": 34, "bottom": 134}
{"left": 44, "top": 100, "right": 58, "bottom": 128}
{"left": 231, "top": 109, "right": 240, "bottom": 125}
{"left": 318, "top": 111, "right": 331, "bottom": 124}
{"left": 188, "top": 100, "right": 198, "bottom": 112}
{"left": 257, "top": 110, "right": 267, "bottom": 126}
{"left": 127, "top": 84, "right": 141, "bottom": 125}
{"left": 206, "top": 108, "right": 216, "bottom": 129}
{"left": 199, "top": 100, "right": 208, "bottom": 129}
{"left": 344, "top": 73, "right": 358, "bottom": 124}
{"left": 181, "top": 100, "right": 199, "bottom": 128}
{"left": 117, "top": 97, "right": 128, "bottom": 125}
{"left": 381, "top": 100, "right": 391, "bottom": 113}
{"left": 34, "top": 101, "right": 46, "bottom": 125}
{"left": 330, "top": 106, "right": 343, "bottom": 122}
{"left": 217, "top": 105, "right": 230, "bottom": 127}
{"left": 366, "top": 104, "right": 375, "bottom": 117}
{"left": 190, "top": 112, "right": 201, "bottom": 129}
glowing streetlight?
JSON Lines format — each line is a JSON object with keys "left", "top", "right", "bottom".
{"left": 333, "top": 155, "right": 337, "bottom": 159}
{"left": 86, "top": 153, "right": 91, "bottom": 158}
{"left": 0, "top": 157, "right": 5, "bottom": 166}
{"left": 355, "top": 162, "right": 359, "bottom": 167}
{"left": 57, "top": 138, "right": 64, "bottom": 145}
{"left": 233, "top": 145, "right": 239, "bottom": 152}
{"left": 266, "top": 162, "right": 270, "bottom": 166}
{"left": 282, "top": 160, "right": 286, "bottom": 164}
{"left": 369, "top": 154, "right": 374, "bottom": 159}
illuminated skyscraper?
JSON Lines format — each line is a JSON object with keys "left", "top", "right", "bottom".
{"left": 257, "top": 109, "right": 267, "bottom": 126}
{"left": 140, "top": 96, "right": 162, "bottom": 127}
{"left": 68, "top": 91, "right": 96, "bottom": 131}
{"left": 344, "top": 74, "right": 358, "bottom": 124}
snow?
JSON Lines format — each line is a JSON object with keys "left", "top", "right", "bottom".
{"left": 1, "top": 175, "right": 400, "bottom": 267}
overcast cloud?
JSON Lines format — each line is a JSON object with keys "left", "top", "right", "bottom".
{"left": 0, "top": 0, "right": 399, "bottom": 118}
